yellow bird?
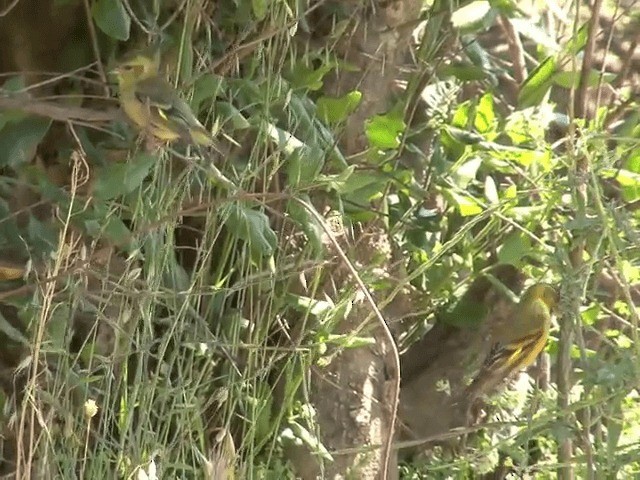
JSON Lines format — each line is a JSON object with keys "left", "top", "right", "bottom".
{"left": 111, "top": 52, "right": 216, "bottom": 147}
{"left": 467, "top": 283, "right": 559, "bottom": 399}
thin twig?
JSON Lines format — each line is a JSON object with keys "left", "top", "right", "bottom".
{"left": 81, "top": 0, "right": 110, "bottom": 97}
{"left": 498, "top": 14, "right": 527, "bottom": 84}
{"left": 575, "top": 0, "right": 604, "bottom": 119}
{"left": 293, "top": 197, "right": 400, "bottom": 480}
{"left": 121, "top": 0, "right": 152, "bottom": 34}
{"left": 3, "top": 63, "right": 99, "bottom": 94}
{"left": 211, "top": 0, "right": 330, "bottom": 75}
{"left": 0, "top": 97, "right": 119, "bottom": 124}
{"left": 0, "top": 0, "right": 20, "bottom": 17}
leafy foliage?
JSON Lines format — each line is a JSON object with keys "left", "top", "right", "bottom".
{"left": 0, "top": 0, "right": 638, "bottom": 478}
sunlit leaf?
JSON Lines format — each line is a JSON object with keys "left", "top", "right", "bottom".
{"left": 452, "top": 101, "right": 472, "bottom": 129}
{"left": 286, "top": 61, "right": 335, "bottom": 91}
{"left": 553, "top": 70, "right": 616, "bottom": 89}
{"left": 497, "top": 232, "right": 532, "bottom": 267}
{"left": 451, "top": 1, "right": 493, "bottom": 31}
{"left": 510, "top": 17, "right": 559, "bottom": 52}
{"left": 447, "top": 191, "right": 483, "bottom": 216}
{"left": 316, "top": 91, "right": 362, "bottom": 124}
{"left": 518, "top": 56, "right": 557, "bottom": 108}
{"left": 365, "top": 111, "right": 405, "bottom": 150}
{"left": 474, "top": 93, "right": 495, "bottom": 134}
{"left": 452, "top": 157, "right": 482, "bottom": 188}
{"left": 484, "top": 175, "right": 499, "bottom": 204}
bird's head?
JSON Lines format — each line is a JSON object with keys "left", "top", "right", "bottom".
{"left": 111, "top": 52, "right": 160, "bottom": 85}
{"left": 522, "top": 283, "right": 559, "bottom": 313}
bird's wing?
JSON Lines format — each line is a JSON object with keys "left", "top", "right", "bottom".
{"left": 134, "top": 78, "right": 205, "bottom": 135}
{"left": 133, "top": 78, "right": 175, "bottom": 110}
{"left": 484, "top": 328, "right": 546, "bottom": 374}
{"left": 484, "top": 299, "right": 551, "bottom": 372}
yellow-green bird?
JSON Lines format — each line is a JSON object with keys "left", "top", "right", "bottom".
{"left": 467, "top": 283, "right": 559, "bottom": 399}
{"left": 111, "top": 52, "right": 216, "bottom": 147}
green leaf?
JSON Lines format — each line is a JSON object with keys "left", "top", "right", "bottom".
{"left": 553, "top": 69, "right": 616, "bottom": 89}
{"left": 287, "top": 420, "right": 332, "bottom": 461}
{"left": 316, "top": 91, "right": 362, "bottom": 124}
{"left": 564, "top": 23, "right": 589, "bottom": 56}
{"left": 609, "top": 168, "right": 640, "bottom": 202}
{"left": 440, "top": 289, "right": 488, "bottom": 328}
{"left": 580, "top": 303, "right": 601, "bottom": 326}
{"left": 481, "top": 143, "right": 552, "bottom": 171}
{"left": 0, "top": 76, "right": 26, "bottom": 93}
{"left": 264, "top": 123, "right": 305, "bottom": 154}
{"left": 518, "top": 56, "right": 557, "bottom": 108}
{"left": 446, "top": 127, "right": 484, "bottom": 145}
{"left": 216, "top": 101, "right": 250, "bottom": 130}
{"left": 504, "top": 105, "right": 555, "bottom": 145}
{"left": 365, "top": 111, "right": 405, "bottom": 150}
{"left": 510, "top": 17, "right": 559, "bottom": 52}
{"left": 285, "top": 293, "right": 333, "bottom": 316}
{"left": 484, "top": 175, "right": 499, "bottom": 204}
{"left": 474, "top": 93, "right": 495, "bottom": 134}
{"left": 287, "top": 61, "right": 334, "bottom": 91}
{"left": 47, "top": 307, "right": 71, "bottom": 349}
{"left": 92, "top": 153, "right": 156, "bottom": 200}
{"left": 452, "top": 157, "right": 482, "bottom": 188}
{"left": 163, "top": 257, "right": 191, "bottom": 292}
{"left": 91, "top": 0, "right": 130, "bottom": 41}
{"left": 439, "top": 63, "right": 488, "bottom": 82}
{"left": 286, "top": 197, "right": 324, "bottom": 255}
{"left": 286, "top": 146, "right": 325, "bottom": 188}
{"left": 497, "top": 233, "right": 532, "bottom": 266}
{"left": 451, "top": 1, "right": 492, "bottom": 31}
{"left": 0, "top": 200, "right": 23, "bottom": 248}
{"left": 0, "top": 78, "right": 29, "bottom": 128}
{"left": 0, "top": 117, "right": 51, "bottom": 167}
{"left": 191, "top": 74, "right": 224, "bottom": 111}
{"left": 282, "top": 95, "right": 348, "bottom": 167}
{"left": 27, "top": 215, "right": 58, "bottom": 255}
{"left": 101, "top": 215, "right": 134, "bottom": 248}
{"left": 178, "top": 35, "right": 195, "bottom": 84}
{"left": 223, "top": 203, "right": 277, "bottom": 257}
{"left": 336, "top": 171, "right": 387, "bottom": 196}
{"left": 452, "top": 101, "right": 472, "bottom": 129}
{"left": 606, "top": 397, "right": 624, "bottom": 463}
{"left": 447, "top": 191, "right": 483, "bottom": 217}
{"left": 0, "top": 310, "right": 28, "bottom": 346}
{"left": 625, "top": 149, "right": 640, "bottom": 173}
{"left": 252, "top": 0, "right": 268, "bottom": 21}
{"left": 316, "top": 165, "right": 355, "bottom": 192}
{"left": 82, "top": 203, "right": 134, "bottom": 248}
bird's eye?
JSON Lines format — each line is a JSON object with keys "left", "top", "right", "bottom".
{"left": 122, "top": 64, "right": 135, "bottom": 71}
